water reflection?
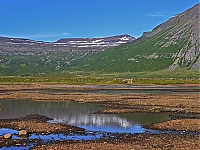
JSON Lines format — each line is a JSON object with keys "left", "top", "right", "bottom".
{"left": 49, "top": 114, "right": 134, "bottom": 128}
{"left": 0, "top": 100, "right": 170, "bottom": 131}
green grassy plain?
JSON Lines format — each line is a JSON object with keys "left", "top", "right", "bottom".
{"left": 0, "top": 69, "right": 199, "bottom": 85}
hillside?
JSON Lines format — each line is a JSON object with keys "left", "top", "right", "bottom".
{"left": 0, "top": 35, "right": 134, "bottom": 76}
{"left": 69, "top": 3, "right": 199, "bottom": 74}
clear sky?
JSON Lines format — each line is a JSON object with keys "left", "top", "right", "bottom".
{"left": 0, "top": 0, "right": 198, "bottom": 41}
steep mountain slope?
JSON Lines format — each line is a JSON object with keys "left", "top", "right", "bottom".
{"left": 70, "top": 3, "right": 199, "bottom": 73}
{"left": 0, "top": 35, "right": 134, "bottom": 75}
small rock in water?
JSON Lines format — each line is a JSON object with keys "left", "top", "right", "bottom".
{"left": 15, "top": 143, "right": 22, "bottom": 146}
{"left": 4, "top": 134, "right": 12, "bottom": 139}
{"left": 18, "top": 130, "right": 28, "bottom": 136}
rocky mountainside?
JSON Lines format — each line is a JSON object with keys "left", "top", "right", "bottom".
{"left": 142, "top": 3, "right": 199, "bottom": 70}
{"left": 70, "top": 3, "right": 199, "bottom": 73}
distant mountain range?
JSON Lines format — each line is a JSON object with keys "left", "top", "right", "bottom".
{"left": 0, "top": 3, "right": 199, "bottom": 76}
{"left": 56, "top": 35, "right": 135, "bottom": 47}
{"left": 0, "top": 34, "right": 135, "bottom": 56}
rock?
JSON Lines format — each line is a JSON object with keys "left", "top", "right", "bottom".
{"left": 18, "top": 130, "right": 28, "bottom": 136}
{"left": 0, "top": 136, "right": 3, "bottom": 139}
{"left": 4, "top": 134, "right": 12, "bottom": 139}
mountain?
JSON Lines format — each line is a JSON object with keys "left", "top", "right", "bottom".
{"left": 69, "top": 3, "right": 199, "bottom": 73}
{"left": 0, "top": 35, "right": 134, "bottom": 75}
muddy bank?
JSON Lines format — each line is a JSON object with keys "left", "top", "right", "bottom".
{"left": 0, "top": 114, "right": 85, "bottom": 148}
{"left": 145, "top": 119, "right": 200, "bottom": 132}
{"left": 0, "top": 91, "right": 73, "bottom": 101}
{"left": 31, "top": 134, "right": 200, "bottom": 150}
{"left": 0, "top": 114, "right": 85, "bottom": 134}
{"left": 0, "top": 83, "right": 50, "bottom": 91}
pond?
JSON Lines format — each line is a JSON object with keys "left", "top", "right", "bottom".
{"left": 0, "top": 100, "right": 171, "bottom": 133}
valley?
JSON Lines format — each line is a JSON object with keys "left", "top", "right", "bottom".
{"left": 0, "top": 2, "right": 199, "bottom": 150}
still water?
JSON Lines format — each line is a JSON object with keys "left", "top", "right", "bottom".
{"left": 47, "top": 85, "right": 200, "bottom": 94}
{"left": 0, "top": 100, "right": 171, "bottom": 133}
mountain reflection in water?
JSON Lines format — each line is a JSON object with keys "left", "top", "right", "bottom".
{"left": 49, "top": 114, "right": 134, "bottom": 128}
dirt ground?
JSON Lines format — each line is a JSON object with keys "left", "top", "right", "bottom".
{"left": 31, "top": 134, "right": 200, "bottom": 150}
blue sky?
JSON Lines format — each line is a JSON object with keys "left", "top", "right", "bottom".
{"left": 0, "top": 0, "right": 198, "bottom": 41}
